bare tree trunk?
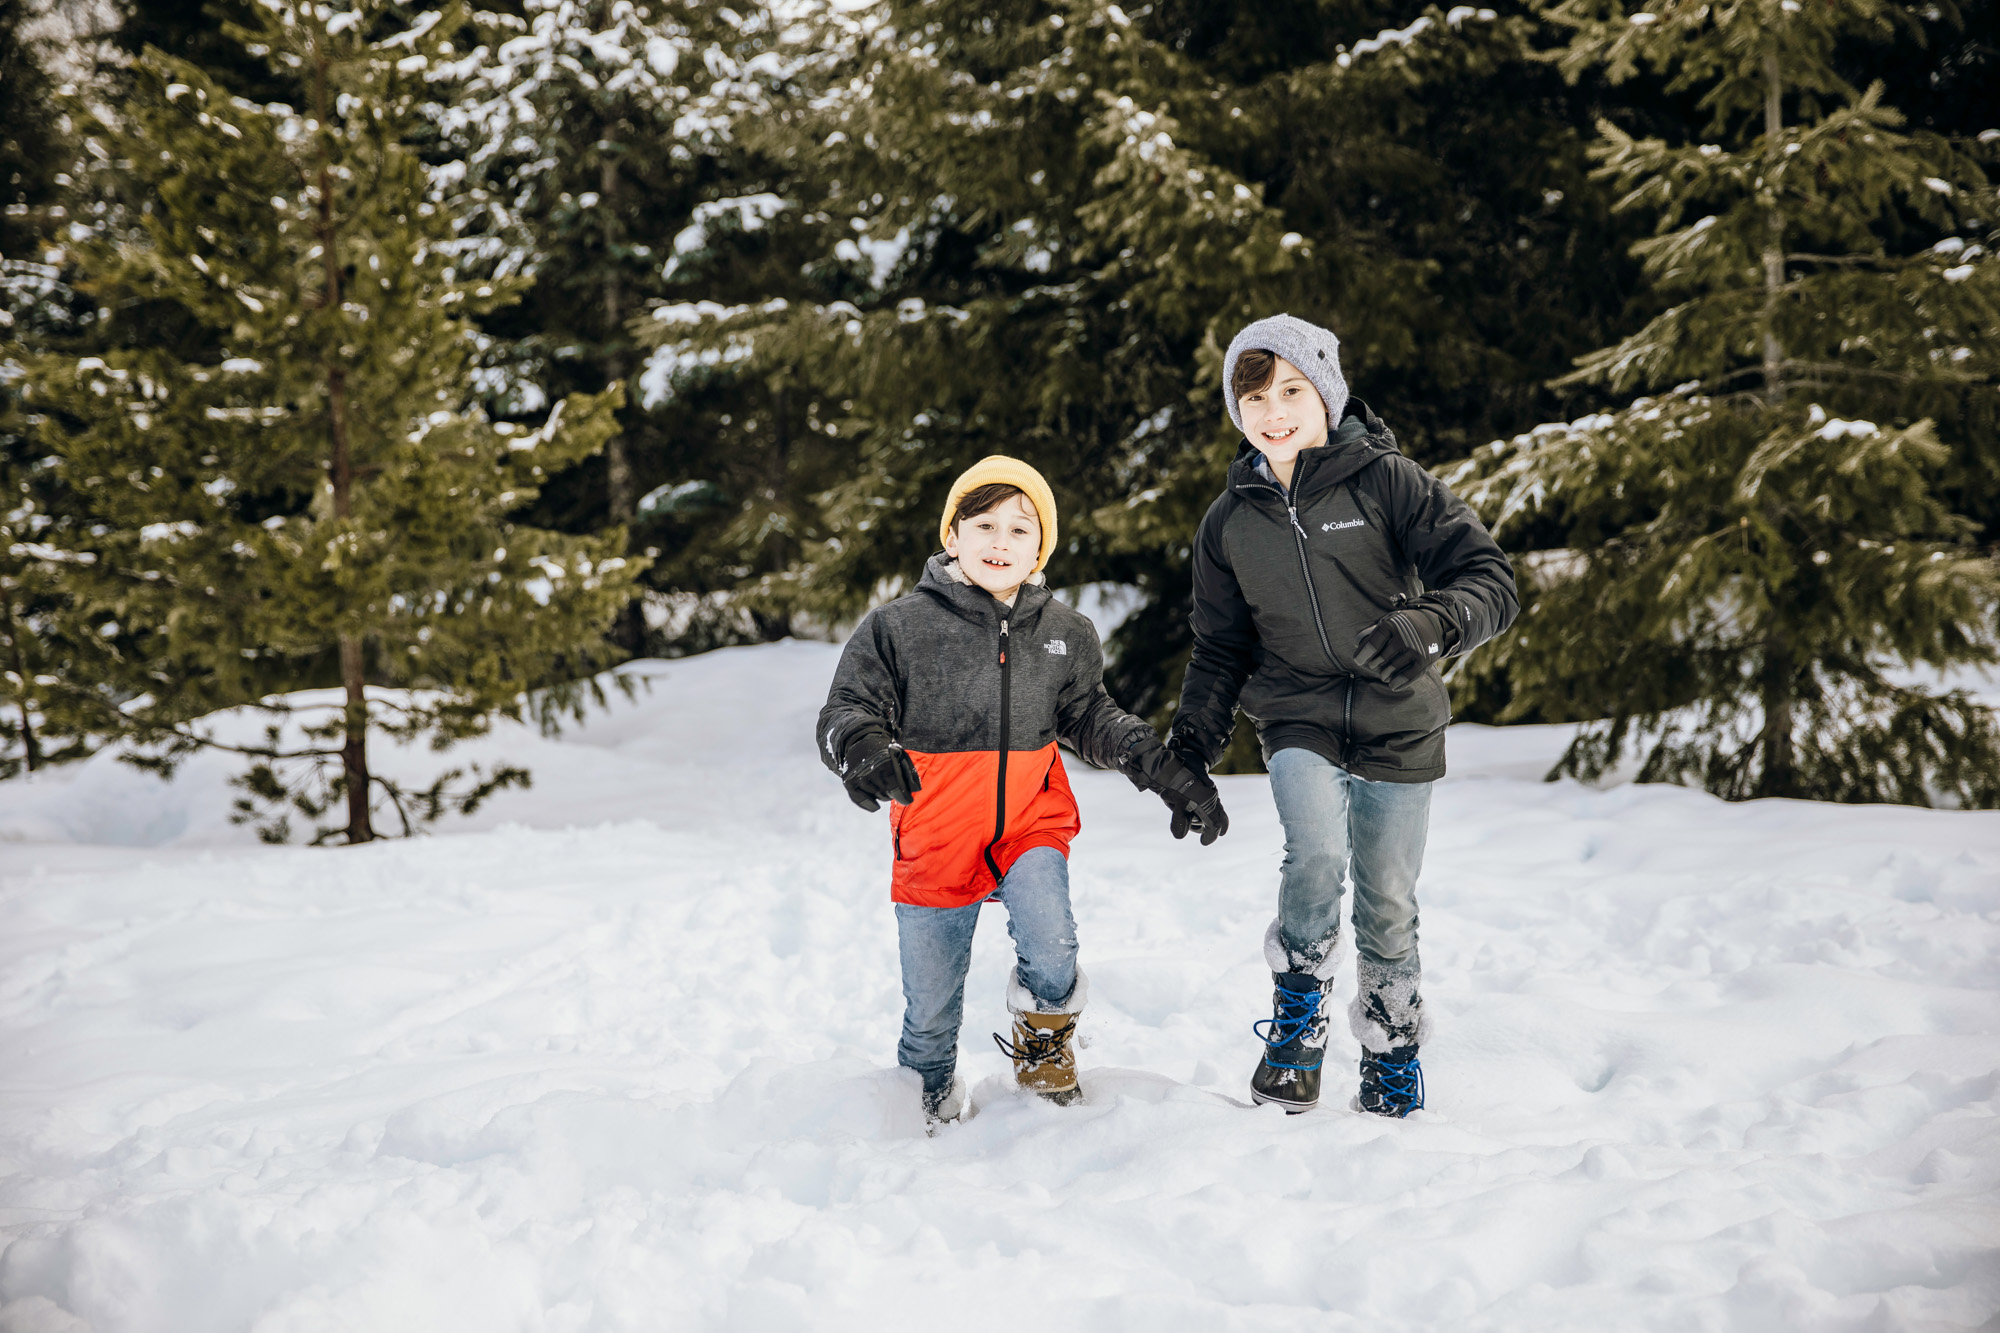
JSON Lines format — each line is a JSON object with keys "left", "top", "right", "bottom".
{"left": 315, "top": 36, "right": 372, "bottom": 844}
{"left": 759, "top": 384, "right": 793, "bottom": 641}
{"left": 2, "top": 594, "right": 41, "bottom": 773}
{"left": 602, "top": 151, "right": 632, "bottom": 527}
{"left": 600, "top": 149, "right": 645, "bottom": 654}
{"left": 1755, "top": 48, "right": 1795, "bottom": 799}
{"left": 1759, "top": 632, "right": 1795, "bottom": 798}
{"left": 329, "top": 364, "right": 372, "bottom": 844}
{"left": 1760, "top": 50, "right": 1787, "bottom": 406}
{"left": 338, "top": 633, "right": 372, "bottom": 838}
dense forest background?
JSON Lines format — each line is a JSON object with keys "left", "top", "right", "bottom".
{"left": 3, "top": 0, "right": 1996, "bottom": 838}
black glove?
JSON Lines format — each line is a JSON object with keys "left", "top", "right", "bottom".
{"left": 841, "top": 731, "right": 921, "bottom": 812}
{"left": 1353, "top": 607, "right": 1451, "bottom": 691}
{"left": 1121, "top": 736, "right": 1230, "bottom": 846}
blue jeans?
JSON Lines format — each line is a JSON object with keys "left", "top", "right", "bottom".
{"left": 1268, "top": 747, "right": 1432, "bottom": 969}
{"left": 894, "top": 845, "right": 1078, "bottom": 1094}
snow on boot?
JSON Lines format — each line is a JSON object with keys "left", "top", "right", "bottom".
{"left": 923, "top": 1074, "right": 968, "bottom": 1132}
{"left": 1348, "top": 955, "right": 1430, "bottom": 1053}
{"left": 1250, "top": 970, "right": 1333, "bottom": 1112}
{"left": 995, "top": 966, "right": 1087, "bottom": 1105}
{"left": 1357, "top": 1046, "right": 1424, "bottom": 1117}
{"left": 1349, "top": 957, "right": 1430, "bottom": 1117}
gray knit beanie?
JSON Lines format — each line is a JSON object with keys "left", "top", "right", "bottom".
{"left": 1222, "top": 314, "right": 1349, "bottom": 436}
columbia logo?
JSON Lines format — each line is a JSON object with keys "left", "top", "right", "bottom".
{"left": 1044, "top": 639, "right": 1068, "bottom": 656}
{"left": 1322, "top": 518, "right": 1367, "bottom": 532}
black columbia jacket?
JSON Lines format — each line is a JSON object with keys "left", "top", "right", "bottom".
{"left": 1170, "top": 399, "right": 1519, "bottom": 782}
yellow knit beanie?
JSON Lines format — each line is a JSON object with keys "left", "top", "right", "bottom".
{"left": 938, "top": 455, "right": 1060, "bottom": 574}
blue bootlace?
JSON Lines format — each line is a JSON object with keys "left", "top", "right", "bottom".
{"left": 1253, "top": 984, "right": 1325, "bottom": 1070}
{"left": 1369, "top": 1052, "right": 1425, "bottom": 1114}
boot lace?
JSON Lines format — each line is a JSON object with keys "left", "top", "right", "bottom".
{"left": 993, "top": 1016, "right": 1076, "bottom": 1068}
{"left": 1253, "top": 984, "right": 1326, "bottom": 1070}
{"left": 1364, "top": 1050, "right": 1425, "bottom": 1114}
{"left": 1254, "top": 984, "right": 1325, "bottom": 1046}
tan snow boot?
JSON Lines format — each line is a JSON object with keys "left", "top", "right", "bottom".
{"left": 994, "top": 966, "right": 1086, "bottom": 1105}
{"left": 995, "top": 1011, "right": 1080, "bottom": 1104}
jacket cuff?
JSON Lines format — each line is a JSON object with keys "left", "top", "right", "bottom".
{"left": 1116, "top": 730, "right": 1166, "bottom": 792}
{"left": 1410, "top": 594, "right": 1467, "bottom": 655}
{"left": 835, "top": 723, "right": 893, "bottom": 777}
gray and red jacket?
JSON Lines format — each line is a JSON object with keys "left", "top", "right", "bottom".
{"left": 819, "top": 555, "right": 1156, "bottom": 907}
{"left": 1172, "top": 399, "right": 1519, "bottom": 782}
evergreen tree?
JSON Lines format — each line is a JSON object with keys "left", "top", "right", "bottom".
{"left": 9, "top": 0, "right": 641, "bottom": 840}
{"left": 1444, "top": 0, "right": 2000, "bottom": 804}
{"left": 595, "top": 3, "right": 862, "bottom": 652}
{"left": 444, "top": 0, "right": 758, "bottom": 651}
{"left": 642, "top": 0, "right": 1300, "bottom": 725}
{"left": 643, "top": 0, "right": 1637, "bottom": 765}
{"left": 0, "top": 0, "right": 106, "bottom": 776}
{"left": 1143, "top": 0, "right": 1646, "bottom": 465}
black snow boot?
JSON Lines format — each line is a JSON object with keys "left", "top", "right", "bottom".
{"left": 1357, "top": 1046, "right": 1424, "bottom": 1117}
{"left": 922, "top": 1075, "right": 967, "bottom": 1131}
{"left": 1249, "top": 971, "right": 1332, "bottom": 1112}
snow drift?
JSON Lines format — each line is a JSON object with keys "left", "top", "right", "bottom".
{"left": 1, "top": 641, "right": 1996, "bottom": 1331}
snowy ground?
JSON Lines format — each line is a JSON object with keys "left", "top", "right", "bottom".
{"left": 2, "top": 640, "right": 1997, "bottom": 1332}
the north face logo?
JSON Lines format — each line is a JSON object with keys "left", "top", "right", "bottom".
{"left": 1322, "top": 518, "right": 1366, "bottom": 533}
{"left": 1044, "top": 639, "right": 1068, "bottom": 656}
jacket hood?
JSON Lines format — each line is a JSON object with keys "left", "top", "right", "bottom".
{"left": 1228, "top": 396, "right": 1400, "bottom": 498}
{"left": 916, "top": 552, "right": 1053, "bottom": 622}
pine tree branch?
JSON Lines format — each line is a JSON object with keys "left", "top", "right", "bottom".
{"left": 1781, "top": 359, "right": 1992, "bottom": 387}
{"left": 102, "top": 564, "right": 186, "bottom": 590}
{"left": 159, "top": 728, "right": 345, "bottom": 762}
{"left": 373, "top": 774, "right": 414, "bottom": 838}
{"left": 1784, "top": 252, "right": 1894, "bottom": 268}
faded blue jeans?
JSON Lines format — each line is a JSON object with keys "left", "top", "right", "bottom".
{"left": 894, "top": 845, "right": 1078, "bottom": 1095}
{"left": 1268, "top": 747, "right": 1432, "bottom": 969}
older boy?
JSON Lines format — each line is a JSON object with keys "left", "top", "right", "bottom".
{"left": 1169, "top": 315, "right": 1518, "bottom": 1116}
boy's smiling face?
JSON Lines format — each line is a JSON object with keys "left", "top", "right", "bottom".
{"left": 1238, "top": 356, "right": 1330, "bottom": 470}
{"left": 946, "top": 492, "right": 1042, "bottom": 601}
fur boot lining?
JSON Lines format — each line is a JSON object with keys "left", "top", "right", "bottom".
{"left": 1264, "top": 918, "right": 1343, "bottom": 981}
{"left": 1008, "top": 964, "right": 1089, "bottom": 1016}
{"left": 1348, "top": 956, "right": 1432, "bottom": 1053}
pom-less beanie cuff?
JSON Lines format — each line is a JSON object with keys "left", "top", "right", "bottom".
{"left": 1222, "top": 314, "right": 1349, "bottom": 436}
{"left": 938, "top": 455, "right": 1061, "bottom": 574}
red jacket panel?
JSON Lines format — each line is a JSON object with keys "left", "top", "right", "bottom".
{"left": 890, "top": 744, "right": 1080, "bottom": 907}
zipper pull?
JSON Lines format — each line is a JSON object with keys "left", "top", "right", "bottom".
{"left": 999, "top": 617, "right": 1009, "bottom": 666}
{"left": 1289, "top": 505, "right": 1308, "bottom": 537}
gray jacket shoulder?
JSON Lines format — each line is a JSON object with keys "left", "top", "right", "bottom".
{"left": 1037, "top": 596, "right": 1104, "bottom": 649}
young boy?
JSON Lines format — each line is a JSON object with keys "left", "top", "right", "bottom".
{"left": 1169, "top": 314, "right": 1519, "bottom": 1117}
{"left": 819, "top": 456, "right": 1228, "bottom": 1124}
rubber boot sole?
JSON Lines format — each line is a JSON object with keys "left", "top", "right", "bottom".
{"left": 1248, "top": 1087, "right": 1317, "bottom": 1114}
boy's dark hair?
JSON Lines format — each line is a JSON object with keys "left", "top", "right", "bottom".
{"left": 1232, "top": 348, "right": 1279, "bottom": 401}
{"left": 951, "top": 482, "right": 1037, "bottom": 529}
